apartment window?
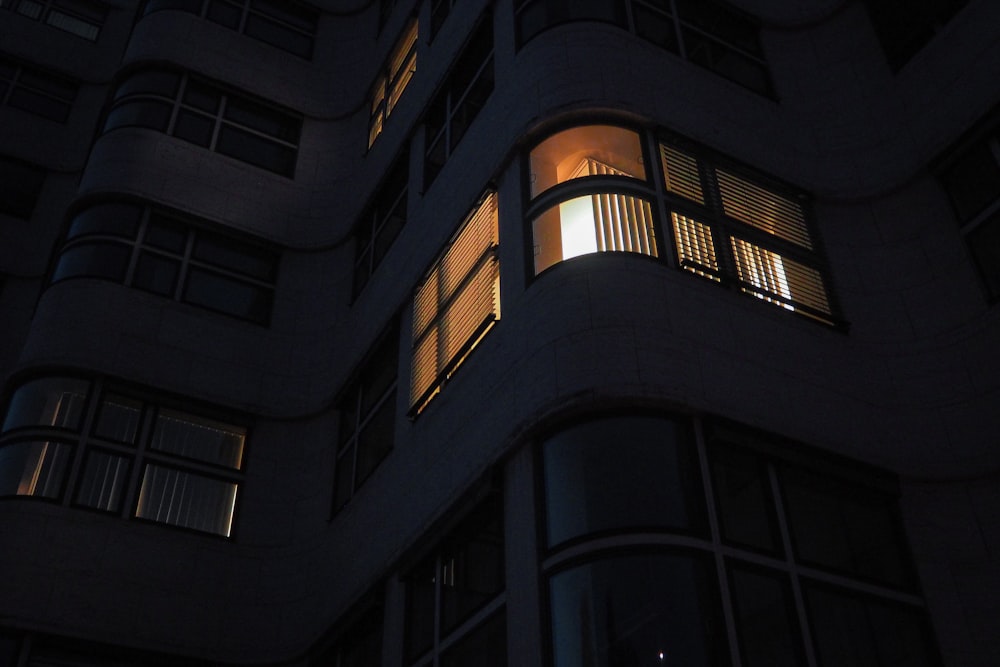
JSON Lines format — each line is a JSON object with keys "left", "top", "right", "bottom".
{"left": 528, "top": 124, "right": 658, "bottom": 274}
{"left": 430, "top": 0, "right": 456, "bottom": 38}
{"left": 0, "top": 155, "right": 44, "bottom": 219}
{"left": 0, "top": 54, "right": 78, "bottom": 122}
{"left": 102, "top": 67, "right": 302, "bottom": 176}
{"left": 368, "top": 18, "right": 418, "bottom": 147}
{"left": 0, "top": 0, "right": 107, "bottom": 41}
{"left": 515, "top": 0, "right": 771, "bottom": 95}
{"left": 50, "top": 199, "right": 279, "bottom": 324}
{"left": 661, "top": 138, "right": 836, "bottom": 324}
{"left": 354, "top": 151, "right": 409, "bottom": 297}
{"left": 423, "top": 13, "right": 494, "bottom": 188}
{"left": 0, "top": 375, "right": 247, "bottom": 537}
{"left": 939, "top": 121, "right": 1000, "bottom": 301}
{"left": 862, "top": 0, "right": 969, "bottom": 70}
{"left": 333, "top": 320, "right": 399, "bottom": 513}
{"left": 540, "top": 414, "right": 940, "bottom": 667}
{"left": 410, "top": 191, "right": 499, "bottom": 415}
{"left": 140, "top": 0, "right": 318, "bottom": 58}
{"left": 404, "top": 495, "right": 506, "bottom": 667}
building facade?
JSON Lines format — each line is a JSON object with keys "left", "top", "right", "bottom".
{"left": 1, "top": 0, "right": 999, "bottom": 665}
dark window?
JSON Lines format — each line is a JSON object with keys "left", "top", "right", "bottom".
{"left": 333, "top": 320, "right": 399, "bottom": 513}
{"left": 514, "top": 0, "right": 771, "bottom": 96}
{"left": 542, "top": 414, "right": 705, "bottom": 547}
{"left": 140, "top": 0, "right": 318, "bottom": 58}
{"left": 862, "top": 0, "right": 970, "bottom": 70}
{"left": 0, "top": 375, "right": 247, "bottom": 537}
{"left": 353, "top": 150, "right": 408, "bottom": 296}
{"left": 0, "top": 155, "right": 45, "bottom": 219}
{"left": 423, "top": 13, "right": 494, "bottom": 189}
{"left": 103, "top": 67, "right": 302, "bottom": 176}
{"left": 404, "top": 495, "right": 505, "bottom": 666}
{"left": 1, "top": 0, "right": 107, "bottom": 41}
{"left": 50, "top": 200, "right": 280, "bottom": 324}
{"left": 0, "top": 54, "right": 78, "bottom": 122}
{"left": 430, "top": 0, "right": 456, "bottom": 38}
{"left": 939, "top": 121, "right": 1000, "bottom": 301}
{"left": 539, "top": 415, "right": 941, "bottom": 667}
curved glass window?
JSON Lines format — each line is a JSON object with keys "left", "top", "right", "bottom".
{"left": 0, "top": 375, "right": 247, "bottom": 536}
{"left": 529, "top": 125, "right": 645, "bottom": 199}
{"left": 549, "top": 552, "right": 728, "bottom": 667}
{"left": 103, "top": 68, "right": 301, "bottom": 176}
{"left": 542, "top": 415, "right": 704, "bottom": 546}
{"left": 51, "top": 200, "right": 279, "bottom": 324}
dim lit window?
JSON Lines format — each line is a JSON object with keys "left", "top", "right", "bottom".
{"left": 410, "top": 191, "right": 499, "bottom": 416}
{"left": 939, "top": 120, "right": 1000, "bottom": 301}
{"left": 862, "top": 0, "right": 969, "bottom": 70}
{"left": 0, "top": 154, "right": 45, "bottom": 219}
{"left": 660, "top": 138, "right": 837, "bottom": 325}
{"left": 0, "top": 375, "right": 247, "bottom": 537}
{"left": 404, "top": 495, "right": 506, "bottom": 667}
{"left": 528, "top": 124, "right": 657, "bottom": 274}
{"left": 50, "top": 199, "right": 279, "bottom": 324}
{"left": 0, "top": 54, "right": 78, "bottom": 122}
{"left": 514, "top": 0, "right": 771, "bottom": 96}
{"left": 333, "top": 320, "right": 398, "bottom": 514}
{"left": 368, "top": 18, "right": 418, "bottom": 148}
{"left": 102, "top": 67, "right": 302, "bottom": 176}
{"left": 140, "top": 0, "right": 318, "bottom": 58}
{"left": 423, "top": 12, "right": 494, "bottom": 188}
{"left": 353, "top": 150, "right": 409, "bottom": 296}
{"left": 1, "top": 0, "right": 107, "bottom": 41}
{"left": 540, "top": 414, "right": 940, "bottom": 667}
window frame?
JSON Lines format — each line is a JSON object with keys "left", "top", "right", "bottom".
{"left": 102, "top": 67, "right": 302, "bottom": 177}
{"left": 140, "top": 0, "right": 319, "bottom": 58}
{"left": 0, "top": 54, "right": 78, "bottom": 123}
{"left": 367, "top": 17, "right": 419, "bottom": 148}
{"left": 50, "top": 198, "right": 280, "bottom": 325}
{"left": 352, "top": 149, "right": 410, "bottom": 297}
{"left": 0, "top": 374, "right": 249, "bottom": 538}
{"left": 1, "top": 0, "right": 108, "bottom": 41}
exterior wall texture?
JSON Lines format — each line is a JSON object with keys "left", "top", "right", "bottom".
{"left": 1, "top": 0, "right": 998, "bottom": 665}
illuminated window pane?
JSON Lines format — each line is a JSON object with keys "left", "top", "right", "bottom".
{"left": 0, "top": 440, "right": 72, "bottom": 498}
{"left": 151, "top": 409, "right": 245, "bottom": 469}
{"left": 532, "top": 193, "right": 656, "bottom": 274}
{"left": 2, "top": 377, "right": 89, "bottom": 433}
{"left": 136, "top": 464, "right": 238, "bottom": 536}
{"left": 529, "top": 125, "right": 645, "bottom": 198}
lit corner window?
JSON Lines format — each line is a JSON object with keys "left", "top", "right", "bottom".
{"left": 527, "top": 125, "right": 657, "bottom": 274}
{"left": 368, "top": 18, "right": 418, "bottom": 148}
{"left": 410, "top": 191, "right": 499, "bottom": 416}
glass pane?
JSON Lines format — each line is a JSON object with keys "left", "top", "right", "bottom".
{"left": 440, "top": 610, "right": 507, "bottom": 667}
{"left": 75, "top": 450, "right": 130, "bottom": 512}
{"left": 440, "top": 498, "right": 504, "bottom": 633}
{"left": 94, "top": 394, "right": 143, "bottom": 443}
{"left": 355, "top": 393, "right": 395, "bottom": 486}
{"left": 66, "top": 203, "right": 141, "bottom": 240}
{"left": 192, "top": 232, "right": 277, "bottom": 280}
{"left": 136, "top": 464, "right": 238, "bottom": 536}
{"left": 543, "top": 415, "right": 704, "bottom": 546}
{"left": 804, "top": 584, "right": 938, "bottom": 667}
{"left": 729, "top": 565, "right": 803, "bottom": 667}
{"left": 151, "top": 408, "right": 245, "bottom": 469}
{"left": 244, "top": 15, "right": 313, "bottom": 57}
{"left": 360, "top": 331, "right": 398, "bottom": 414}
{"left": 132, "top": 252, "right": 181, "bottom": 297}
{"left": 710, "top": 444, "right": 779, "bottom": 552}
{"left": 144, "top": 213, "right": 189, "bottom": 252}
{"left": 103, "top": 100, "right": 172, "bottom": 133}
{"left": 173, "top": 109, "right": 215, "bottom": 147}
{"left": 405, "top": 556, "right": 437, "bottom": 660}
{"left": 2, "top": 377, "right": 89, "bottom": 432}
{"left": 182, "top": 267, "right": 273, "bottom": 323}
{"left": 549, "top": 552, "right": 728, "bottom": 667}
{"left": 530, "top": 125, "right": 646, "bottom": 199}
{"left": 968, "top": 211, "right": 1000, "bottom": 299}
{"left": 216, "top": 124, "right": 297, "bottom": 175}
{"left": 250, "top": 0, "right": 317, "bottom": 31}
{"left": 634, "top": 4, "right": 679, "bottom": 53}
{"left": 0, "top": 439, "right": 72, "bottom": 499}
{"left": 781, "top": 466, "right": 914, "bottom": 588}
{"left": 182, "top": 79, "right": 221, "bottom": 112}
{"left": 223, "top": 97, "right": 300, "bottom": 141}
{"left": 532, "top": 193, "right": 657, "bottom": 274}
{"left": 52, "top": 242, "right": 131, "bottom": 284}
{"left": 46, "top": 10, "right": 101, "bottom": 40}
{"left": 8, "top": 86, "right": 73, "bottom": 122}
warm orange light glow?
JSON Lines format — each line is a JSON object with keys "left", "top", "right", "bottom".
{"left": 529, "top": 125, "right": 645, "bottom": 198}
{"left": 369, "top": 19, "right": 418, "bottom": 147}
